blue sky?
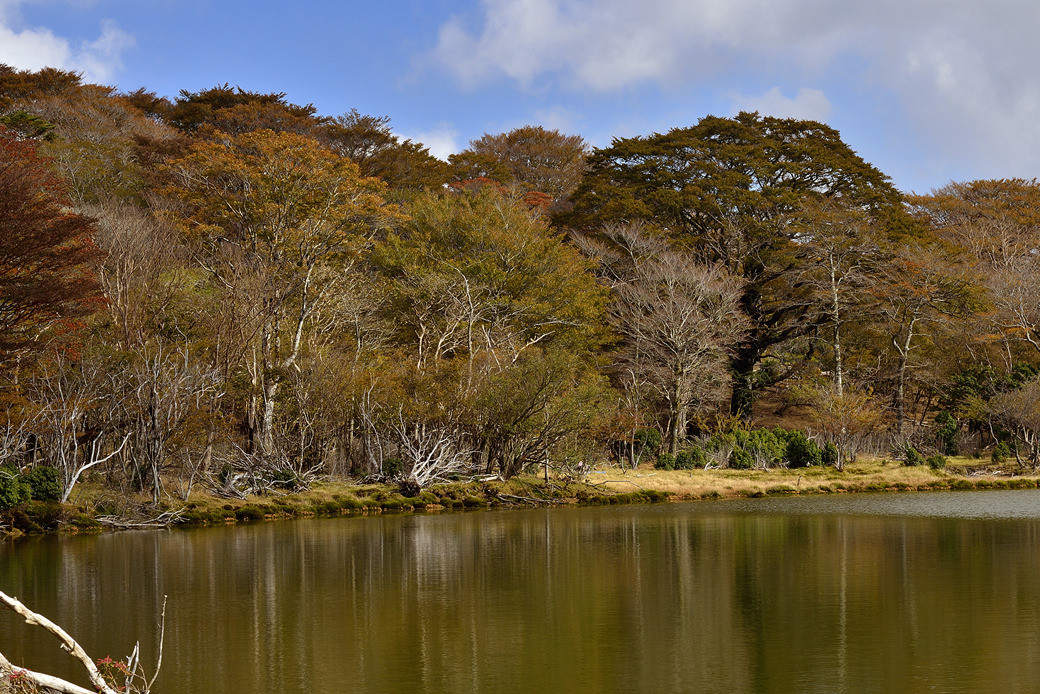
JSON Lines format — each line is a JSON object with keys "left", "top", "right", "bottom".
{"left": 2, "top": 0, "right": 1039, "bottom": 194}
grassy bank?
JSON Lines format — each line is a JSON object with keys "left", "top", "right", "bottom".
{"left": 595, "top": 456, "right": 1038, "bottom": 498}
{"left": 2, "top": 458, "right": 1038, "bottom": 538}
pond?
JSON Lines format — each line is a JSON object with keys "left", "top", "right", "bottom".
{"left": 3, "top": 491, "right": 1040, "bottom": 693}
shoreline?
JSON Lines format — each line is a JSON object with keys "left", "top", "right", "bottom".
{"left": 2, "top": 458, "right": 1038, "bottom": 539}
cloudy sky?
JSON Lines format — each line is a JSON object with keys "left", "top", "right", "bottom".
{"left": 1, "top": 0, "right": 1037, "bottom": 194}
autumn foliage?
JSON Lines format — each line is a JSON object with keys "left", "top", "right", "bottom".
{"left": 0, "top": 127, "right": 104, "bottom": 359}
{"left": 2, "top": 65, "right": 1040, "bottom": 505}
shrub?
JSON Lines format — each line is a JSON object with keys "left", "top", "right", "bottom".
{"left": 934, "top": 411, "right": 959, "bottom": 456}
{"left": 23, "top": 466, "right": 61, "bottom": 501}
{"left": 633, "top": 428, "right": 662, "bottom": 457}
{"left": 926, "top": 454, "right": 948, "bottom": 470}
{"left": 674, "top": 447, "right": 707, "bottom": 470}
{"left": 785, "top": 431, "right": 822, "bottom": 468}
{"left": 24, "top": 501, "right": 63, "bottom": 529}
{"left": 0, "top": 467, "right": 30, "bottom": 510}
{"left": 734, "top": 428, "right": 785, "bottom": 468}
{"left": 822, "top": 442, "right": 840, "bottom": 468}
{"left": 655, "top": 453, "right": 675, "bottom": 470}
{"left": 271, "top": 469, "right": 303, "bottom": 491}
{"left": 728, "top": 448, "right": 754, "bottom": 470}
{"left": 382, "top": 457, "right": 403, "bottom": 477}
{"left": 992, "top": 441, "right": 1012, "bottom": 464}
{"left": 903, "top": 444, "right": 926, "bottom": 467}
{"left": 235, "top": 506, "right": 265, "bottom": 521}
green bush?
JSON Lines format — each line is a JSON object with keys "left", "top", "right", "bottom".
{"left": 633, "top": 428, "right": 662, "bottom": 457}
{"left": 235, "top": 506, "right": 265, "bottom": 521}
{"left": 729, "top": 448, "right": 754, "bottom": 470}
{"left": 655, "top": 453, "right": 675, "bottom": 470}
{"left": 0, "top": 467, "right": 30, "bottom": 510}
{"left": 382, "top": 457, "right": 403, "bottom": 477}
{"left": 934, "top": 411, "right": 959, "bottom": 456}
{"left": 926, "top": 454, "right": 948, "bottom": 470}
{"left": 270, "top": 469, "right": 303, "bottom": 491}
{"left": 734, "top": 428, "right": 785, "bottom": 467}
{"left": 674, "top": 447, "right": 707, "bottom": 470}
{"left": 903, "top": 444, "right": 926, "bottom": 467}
{"left": 24, "top": 501, "right": 63, "bottom": 529}
{"left": 785, "top": 431, "right": 822, "bottom": 468}
{"left": 992, "top": 441, "right": 1012, "bottom": 464}
{"left": 23, "top": 466, "right": 61, "bottom": 501}
{"left": 822, "top": 442, "right": 840, "bottom": 468}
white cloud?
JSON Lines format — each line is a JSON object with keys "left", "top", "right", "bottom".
{"left": 0, "top": 2, "right": 133, "bottom": 82}
{"left": 730, "top": 87, "right": 832, "bottom": 122}
{"left": 428, "top": 0, "right": 1040, "bottom": 183}
{"left": 407, "top": 124, "right": 461, "bottom": 160}
{"left": 533, "top": 105, "right": 579, "bottom": 133}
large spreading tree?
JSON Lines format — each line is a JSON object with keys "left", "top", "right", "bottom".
{"left": 559, "top": 111, "right": 915, "bottom": 415}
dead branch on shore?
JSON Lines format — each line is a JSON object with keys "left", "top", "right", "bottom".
{"left": 492, "top": 491, "right": 566, "bottom": 506}
{"left": 1, "top": 590, "right": 120, "bottom": 694}
{"left": 0, "top": 591, "right": 165, "bottom": 694}
{"left": 94, "top": 508, "right": 184, "bottom": 529}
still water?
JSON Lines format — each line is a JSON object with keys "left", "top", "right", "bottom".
{"left": 3, "top": 491, "right": 1040, "bottom": 693}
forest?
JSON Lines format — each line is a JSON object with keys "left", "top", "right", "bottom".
{"left": 1, "top": 63, "right": 1039, "bottom": 513}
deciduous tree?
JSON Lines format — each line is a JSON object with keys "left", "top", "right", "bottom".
{"left": 450, "top": 125, "right": 588, "bottom": 202}
{"left": 165, "top": 129, "right": 399, "bottom": 454}
{"left": 0, "top": 128, "right": 104, "bottom": 360}
{"left": 321, "top": 110, "right": 449, "bottom": 190}
{"left": 589, "top": 224, "right": 747, "bottom": 453}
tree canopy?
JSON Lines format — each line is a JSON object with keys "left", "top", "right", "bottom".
{"left": 560, "top": 112, "right": 916, "bottom": 415}
{"left": 0, "top": 127, "right": 104, "bottom": 359}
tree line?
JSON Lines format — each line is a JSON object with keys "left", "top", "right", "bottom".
{"left": 1, "top": 64, "right": 1039, "bottom": 507}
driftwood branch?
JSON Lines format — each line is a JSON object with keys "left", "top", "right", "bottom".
{"left": 94, "top": 508, "right": 184, "bottom": 529}
{"left": 0, "top": 589, "right": 120, "bottom": 694}
{"left": 493, "top": 492, "right": 565, "bottom": 506}
{"left": 0, "top": 650, "right": 96, "bottom": 694}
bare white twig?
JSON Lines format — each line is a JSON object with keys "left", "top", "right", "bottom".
{"left": 0, "top": 590, "right": 120, "bottom": 694}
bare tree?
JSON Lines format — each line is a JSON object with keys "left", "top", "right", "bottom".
{"left": 24, "top": 351, "right": 126, "bottom": 503}
{"left": 794, "top": 198, "right": 882, "bottom": 396}
{"left": 391, "top": 411, "right": 471, "bottom": 489}
{"left": 808, "top": 384, "right": 885, "bottom": 470}
{"left": 119, "top": 344, "right": 222, "bottom": 503}
{"left": 988, "top": 377, "right": 1040, "bottom": 469}
{"left": 990, "top": 257, "right": 1040, "bottom": 355}
{"left": 600, "top": 225, "right": 748, "bottom": 453}
{"left": 87, "top": 202, "right": 187, "bottom": 351}
{"left": 874, "top": 242, "right": 979, "bottom": 433}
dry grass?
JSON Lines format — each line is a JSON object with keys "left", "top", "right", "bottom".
{"left": 592, "top": 456, "right": 1038, "bottom": 500}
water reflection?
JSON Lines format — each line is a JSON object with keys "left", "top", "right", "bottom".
{"left": 2, "top": 492, "right": 1040, "bottom": 693}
